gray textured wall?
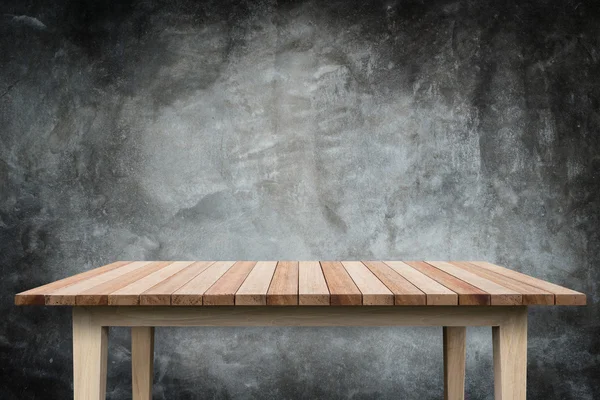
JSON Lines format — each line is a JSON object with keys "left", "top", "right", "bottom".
{"left": 1, "top": 0, "right": 599, "bottom": 398}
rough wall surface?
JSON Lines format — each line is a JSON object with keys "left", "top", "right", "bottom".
{"left": 1, "top": 0, "right": 598, "bottom": 398}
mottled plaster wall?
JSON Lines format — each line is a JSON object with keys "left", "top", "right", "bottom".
{"left": 1, "top": 0, "right": 598, "bottom": 399}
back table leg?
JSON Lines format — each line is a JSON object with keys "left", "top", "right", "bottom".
{"left": 72, "top": 308, "right": 108, "bottom": 400}
{"left": 443, "top": 327, "right": 466, "bottom": 400}
{"left": 493, "top": 307, "right": 528, "bottom": 400}
{"left": 131, "top": 327, "right": 154, "bottom": 400}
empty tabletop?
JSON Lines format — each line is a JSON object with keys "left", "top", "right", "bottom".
{"left": 15, "top": 261, "right": 586, "bottom": 306}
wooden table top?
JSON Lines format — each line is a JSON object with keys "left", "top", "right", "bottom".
{"left": 15, "top": 261, "right": 586, "bottom": 307}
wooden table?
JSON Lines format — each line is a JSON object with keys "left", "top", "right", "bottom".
{"left": 15, "top": 260, "right": 585, "bottom": 400}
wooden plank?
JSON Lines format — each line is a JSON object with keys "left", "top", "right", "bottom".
{"left": 76, "top": 262, "right": 173, "bottom": 305}
{"left": 45, "top": 261, "right": 154, "bottom": 305}
{"left": 108, "top": 262, "right": 195, "bottom": 305}
{"left": 17, "top": 260, "right": 585, "bottom": 308}
{"left": 470, "top": 261, "right": 586, "bottom": 305}
{"left": 235, "top": 261, "right": 277, "bottom": 305}
{"left": 321, "top": 261, "right": 362, "bottom": 305}
{"left": 203, "top": 261, "right": 257, "bottom": 305}
{"left": 132, "top": 327, "right": 154, "bottom": 400}
{"left": 404, "top": 261, "right": 489, "bottom": 305}
{"left": 384, "top": 261, "right": 457, "bottom": 305}
{"left": 298, "top": 261, "right": 330, "bottom": 305}
{"left": 171, "top": 261, "right": 236, "bottom": 305}
{"left": 427, "top": 261, "right": 522, "bottom": 306}
{"left": 266, "top": 261, "right": 299, "bottom": 305}
{"left": 15, "top": 261, "right": 131, "bottom": 305}
{"left": 140, "top": 261, "right": 215, "bottom": 305}
{"left": 443, "top": 326, "right": 466, "bottom": 400}
{"left": 341, "top": 261, "right": 394, "bottom": 305}
{"left": 450, "top": 261, "right": 554, "bottom": 305}
{"left": 362, "top": 261, "right": 426, "bottom": 305}
{"left": 87, "top": 305, "right": 522, "bottom": 327}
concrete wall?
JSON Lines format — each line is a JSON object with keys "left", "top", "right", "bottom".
{"left": 1, "top": 0, "right": 598, "bottom": 398}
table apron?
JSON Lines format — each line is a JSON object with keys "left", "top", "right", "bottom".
{"left": 78, "top": 306, "right": 527, "bottom": 327}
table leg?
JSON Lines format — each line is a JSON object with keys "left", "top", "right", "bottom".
{"left": 443, "top": 326, "right": 466, "bottom": 400}
{"left": 493, "top": 307, "right": 527, "bottom": 400}
{"left": 132, "top": 327, "right": 154, "bottom": 400}
{"left": 72, "top": 308, "right": 108, "bottom": 400}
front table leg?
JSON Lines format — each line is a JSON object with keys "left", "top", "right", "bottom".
{"left": 132, "top": 327, "right": 154, "bottom": 400}
{"left": 443, "top": 326, "right": 466, "bottom": 400}
{"left": 493, "top": 307, "right": 528, "bottom": 400}
{"left": 72, "top": 308, "right": 108, "bottom": 400}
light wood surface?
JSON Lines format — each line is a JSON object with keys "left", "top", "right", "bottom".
{"left": 427, "top": 261, "right": 522, "bottom": 305}
{"left": 140, "top": 261, "right": 214, "bottom": 305}
{"left": 298, "top": 261, "right": 330, "bottom": 305}
{"left": 405, "top": 261, "right": 490, "bottom": 305}
{"left": 235, "top": 261, "right": 277, "bottom": 305}
{"left": 15, "top": 261, "right": 586, "bottom": 307}
{"left": 82, "top": 306, "right": 523, "bottom": 327}
{"left": 109, "top": 262, "right": 194, "bottom": 305}
{"left": 46, "top": 261, "right": 153, "bottom": 305}
{"left": 267, "top": 261, "right": 299, "bottom": 305}
{"left": 204, "top": 261, "right": 256, "bottom": 305}
{"left": 363, "top": 261, "right": 426, "bottom": 305}
{"left": 76, "top": 262, "right": 172, "bottom": 305}
{"left": 450, "top": 261, "right": 554, "bottom": 305}
{"left": 15, "top": 261, "right": 131, "bottom": 305}
{"left": 321, "top": 261, "right": 362, "bottom": 305}
{"left": 72, "top": 308, "right": 108, "bottom": 400}
{"left": 131, "top": 327, "right": 154, "bottom": 400}
{"left": 493, "top": 307, "right": 528, "bottom": 400}
{"left": 342, "top": 261, "right": 394, "bottom": 305}
{"left": 443, "top": 326, "right": 466, "bottom": 400}
{"left": 384, "top": 261, "right": 457, "bottom": 305}
{"left": 470, "top": 261, "right": 586, "bottom": 305}
{"left": 172, "top": 261, "right": 236, "bottom": 305}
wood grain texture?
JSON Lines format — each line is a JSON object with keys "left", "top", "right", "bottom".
{"left": 384, "top": 261, "right": 457, "bottom": 305}
{"left": 362, "top": 261, "right": 426, "bottom": 305}
{"left": 405, "top": 261, "right": 490, "bottom": 305}
{"left": 443, "top": 326, "right": 466, "bottom": 400}
{"left": 76, "top": 262, "right": 173, "bottom": 306}
{"left": 132, "top": 327, "right": 154, "bottom": 400}
{"left": 267, "top": 261, "right": 299, "bottom": 305}
{"left": 72, "top": 308, "right": 108, "bottom": 400}
{"left": 298, "top": 261, "right": 329, "bottom": 305}
{"left": 109, "top": 262, "right": 195, "bottom": 305}
{"left": 15, "top": 261, "right": 131, "bottom": 305}
{"left": 470, "top": 261, "right": 586, "bottom": 305}
{"left": 342, "top": 261, "right": 393, "bottom": 305}
{"left": 46, "top": 261, "right": 154, "bottom": 305}
{"left": 203, "top": 261, "right": 256, "bottom": 305}
{"left": 450, "top": 261, "right": 554, "bottom": 305}
{"left": 86, "top": 305, "right": 521, "bottom": 327}
{"left": 321, "top": 261, "right": 362, "bottom": 305}
{"left": 172, "top": 261, "right": 236, "bottom": 305}
{"left": 235, "top": 261, "right": 277, "bottom": 305}
{"left": 140, "top": 261, "right": 215, "bottom": 305}
{"left": 15, "top": 260, "right": 585, "bottom": 307}
{"left": 493, "top": 307, "right": 528, "bottom": 400}
{"left": 427, "top": 261, "right": 522, "bottom": 305}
